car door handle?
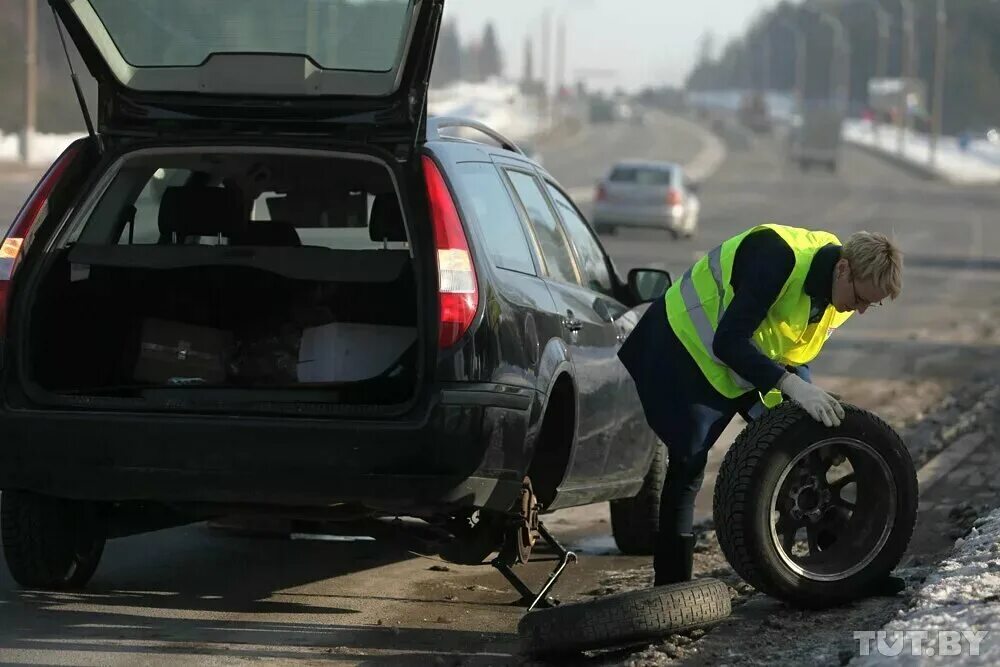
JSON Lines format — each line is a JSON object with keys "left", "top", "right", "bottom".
{"left": 562, "top": 313, "right": 584, "bottom": 332}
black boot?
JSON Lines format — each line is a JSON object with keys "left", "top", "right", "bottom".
{"left": 653, "top": 533, "right": 696, "bottom": 586}
{"left": 870, "top": 575, "right": 906, "bottom": 597}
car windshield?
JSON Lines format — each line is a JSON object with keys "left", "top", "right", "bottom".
{"left": 609, "top": 166, "right": 673, "bottom": 186}
{"left": 84, "top": 0, "right": 413, "bottom": 72}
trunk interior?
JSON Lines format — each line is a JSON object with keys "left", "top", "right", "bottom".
{"left": 25, "top": 148, "right": 422, "bottom": 412}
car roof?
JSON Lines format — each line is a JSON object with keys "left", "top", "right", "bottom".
{"left": 426, "top": 137, "right": 544, "bottom": 171}
{"left": 610, "top": 159, "right": 680, "bottom": 171}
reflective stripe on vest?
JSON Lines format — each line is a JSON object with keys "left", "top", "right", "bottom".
{"left": 676, "top": 246, "right": 754, "bottom": 392}
{"left": 664, "top": 223, "right": 851, "bottom": 400}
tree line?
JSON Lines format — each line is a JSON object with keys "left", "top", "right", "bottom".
{"left": 430, "top": 21, "right": 505, "bottom": 89}
{"left": 686, "top": 0, "right": 1000, "bottom": 134}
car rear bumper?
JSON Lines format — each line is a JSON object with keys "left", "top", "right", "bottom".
{"left": 593, "top": 203, "right": 684, "bottom": 228}
{"left": 0, "top": 384, "right": 535, "bottom": 514}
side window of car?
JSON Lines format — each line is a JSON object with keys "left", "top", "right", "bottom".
{"left": 545, "top": 183, "right": 614, "bottom": 297}
{"left": 454, "top": 162, "right": 536, "bottom": 275}
{"left": 505, "top": 170, "right": 579, "bottom": 285}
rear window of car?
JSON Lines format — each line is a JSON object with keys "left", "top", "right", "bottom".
{"left": 74, "top": 153, "right": 405, "bottom": 252}
{"left": 609, "top": 166, "right": 673, "bottom": 186}
{"left": 85, "top": 0, "right": 412, "bottom": 72}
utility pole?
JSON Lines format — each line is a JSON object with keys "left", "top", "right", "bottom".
{"left": 929, "top": 0, "right": 947, "bottom": 169}
{"left": 23, "top": 0, "right": 38, "bottom": 164}
{"left": 540, "top": 11, "right": 551, "bottom": 124}
{"left": 874, "top": 3, "right": 890, "bottom": 82}
{"left": 897, "top": 0, "right": 915, "bottom": 155}
{"left": 776, "top": 17, "right": 806, "bottom": 115}
{"left": 555, "top": 17, "right": 566, "bottom": 102}
{"left": 760, "top": 29, "right": 771, "bottom": 94}
{"left": 818, "top": 11, "right": 849, "bottom": 112}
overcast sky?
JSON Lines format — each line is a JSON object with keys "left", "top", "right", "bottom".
{"left": 443, "top": 0, "right": 780, "bottom": 91}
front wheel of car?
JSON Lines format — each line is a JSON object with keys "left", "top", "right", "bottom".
{"left": 1, "top": 491, "right": 106, "bottom": 590}
{"left": 610, "top": 443, "right": 666, "bottom": 555}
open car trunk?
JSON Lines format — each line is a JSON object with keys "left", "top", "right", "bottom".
{"left": 23, "top": 148, "right": 424, "bottom": 415}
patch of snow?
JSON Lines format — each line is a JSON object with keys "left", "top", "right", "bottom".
{"left": 856, "top": 506, "right": 1000, "bottom": 665}
{"left": 0, "top": 130, "right": 86, "bottom": 167}
{"left": 843, "top": 120, "right": 1000, "bottom": 185}
{"left": 428, "top": 78, "right": 546, "bottom": 144}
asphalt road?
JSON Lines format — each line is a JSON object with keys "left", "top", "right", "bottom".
{"left": 1, "top": 116, "right": 999, "bottom": 665}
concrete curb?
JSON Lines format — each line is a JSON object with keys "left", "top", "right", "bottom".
{"left": 845, "top": 140, "right": 940, "bottom": 182}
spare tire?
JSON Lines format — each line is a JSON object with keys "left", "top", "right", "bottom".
{"left": 518, "top": 579, "right": 731, "bottom": 657}
{"left": 713, "top": 402, "right": 917, "bottom": 609}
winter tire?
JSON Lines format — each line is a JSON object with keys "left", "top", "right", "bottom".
{"left": 1, "top": 491, "right": 106, "bottom": 590}
{"left": 610, "top": 443, "right": 666, "bottom": 555}
{"left": 713, "top": 402, "right": 918, "bottom": 609}
{"left": 518, "top": 579, "right": 731, "bottom": 657}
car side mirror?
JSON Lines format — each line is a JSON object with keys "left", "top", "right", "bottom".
{"left": 628, "top": 268, "right": 673, "bottom": 303}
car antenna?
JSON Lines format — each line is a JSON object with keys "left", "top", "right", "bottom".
{"left": 51, "top": 7, "right": 103, "bottom": 155}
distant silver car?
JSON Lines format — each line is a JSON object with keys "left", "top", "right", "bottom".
{"left": 591, "top": 160, "right": 700, "bottom": 239}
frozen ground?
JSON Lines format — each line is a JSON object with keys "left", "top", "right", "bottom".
{"left": 843, "top": 121, "right": 1000, "bottom": 186}
{"left": 572, "top": 377, "right": 1000, "bottom": 667}
{"left": 0, "top": 79, "right": 547, "bottom": 168}
{"left": 427, "top": 79, "right": 547, "bottom": 143}
{"left": 0, "top": 130, "right": 85, "bottom": 166}
{"left": 854, "top": 506, "right": 1000, "bottom": 666}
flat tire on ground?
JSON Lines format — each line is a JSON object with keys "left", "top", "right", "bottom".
{"left": 518, "top": 579, "right": 731, "bottom": 657}
{"left": 713, "top": 402, "right": 917, "bottom": 609}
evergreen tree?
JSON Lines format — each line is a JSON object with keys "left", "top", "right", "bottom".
{"left": 479, "top": 22, "right": 503, "bottom": 80}
{"left": 431, "top": 21, "right": 462, "bottom": 88}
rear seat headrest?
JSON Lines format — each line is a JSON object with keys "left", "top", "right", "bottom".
{"left": 369, "top": 194, "right": 407, "bottom": 243}
{"left": 233, "top": 221, "right": 301, "bottom": 247}
{"left": 158, "top": 186, "right": 246, "bottom": 241}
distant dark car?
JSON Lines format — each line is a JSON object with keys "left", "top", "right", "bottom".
{"left": 739, "top": 92, "right": 773, "bottom": 134}
{"left": 0, "top": 0, "right": 670, "bottom": 590}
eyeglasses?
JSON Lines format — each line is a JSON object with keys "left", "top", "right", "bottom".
{"left": 851, "top": 275, "right": 883, "bottom": 310}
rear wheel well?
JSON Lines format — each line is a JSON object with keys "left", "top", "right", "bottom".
{"left": 527, "top": 374, "right": 576, "bottom": 509}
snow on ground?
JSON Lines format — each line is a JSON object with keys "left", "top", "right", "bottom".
{"left": 855, "top": 507, "right": 1000, "bottom": 666}
{"left": 690, "top": 89, "right": 1000, "bottom": 186}
{"left": 0, "top": 78, "right": 543, "bottom": 167}
{"left": 427, "top": 78, "right": 546, "bottom": 144}
{"left": 843, "top": 121, "right": 1000, "bottom": 186}
{"left": 0, "top": 130, "right": 86, "bottom": 167}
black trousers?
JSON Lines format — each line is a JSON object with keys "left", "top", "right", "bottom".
{"left": 617, "top": 303, "right": 809, "bottom": 537}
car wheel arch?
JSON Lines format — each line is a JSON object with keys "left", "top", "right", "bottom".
{"left": 526, "top": 355, "right": 579, "bottom": 509}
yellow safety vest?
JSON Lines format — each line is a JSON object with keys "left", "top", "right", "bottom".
{"left": 664, "top": 223, "right": 853, "bottom": 406}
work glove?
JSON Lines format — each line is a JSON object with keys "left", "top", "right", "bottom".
{"left": 778, "top": 373, "right": 845, "bottom": 427}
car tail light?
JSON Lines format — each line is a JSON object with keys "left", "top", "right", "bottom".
{"left": 0, "top": 144, "right": 80, "bottom": 336}
{"left": 667, "top": 187, "right": 683, "bottom": 206}
{"left": 422, "top": 155, "right": 479, "bottom": 349}
{"left": 595, "top": 183, "right": 607, "bottom": 202}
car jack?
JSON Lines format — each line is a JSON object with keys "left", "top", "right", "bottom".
{"left": 492, "top": 521, "right": 578, "bottom": 611}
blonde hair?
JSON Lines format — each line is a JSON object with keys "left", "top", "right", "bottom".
{"left": 843, "top": 231, "right": 903, "bottom": 299}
